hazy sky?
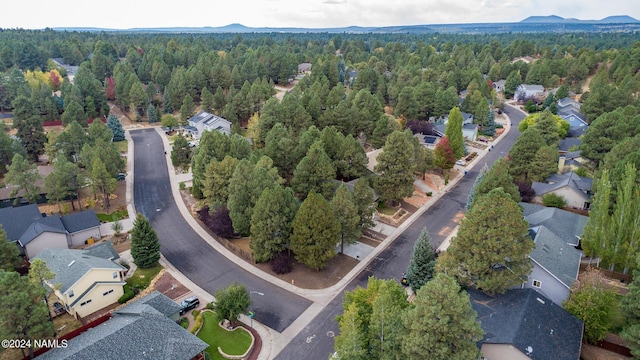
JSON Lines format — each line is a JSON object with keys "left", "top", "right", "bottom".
{"left": 3, "top": 0, "right": 640, "bottom": 29}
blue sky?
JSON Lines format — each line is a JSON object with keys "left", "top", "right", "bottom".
{"left": 2, "top": 0, "right": 639, "bottom": 29}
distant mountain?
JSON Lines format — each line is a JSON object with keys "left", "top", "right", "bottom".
{"left": 600, "top": 15, "right": 640, "bottom": 23}
{"left": 521, "top": 15, "right": 566, "bottom": 23}
{"left": 520, "top": 15, "right": 639, "bottom": 23}
{"left": 50, "top": 15, "right": 640, "bottom": 35}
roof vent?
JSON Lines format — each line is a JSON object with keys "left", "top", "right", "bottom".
{"left": 550, "top": 329, "right": 554, "bottom": 335}
{"left": 68, "top": 260, "right": 76, "bottom": 267}
{"left": 536, "top": 297, "right": 545, "bottom": 304}
{"left": 525, "top": 346, "right": 533, "bottom": 355}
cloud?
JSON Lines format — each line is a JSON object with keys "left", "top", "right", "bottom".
{"left": 322, "top": 0, "right": 347, "bottom": 4}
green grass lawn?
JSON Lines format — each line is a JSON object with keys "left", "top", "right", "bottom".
{"left": 96, "top": 208, "right": 129, "bottom": 223}
{"left": 197, "top": 311, "right": 253, "bottom": 360}
{"left": 126, "top": 264, "right": 162, "bottom": 290}
{"left": 114, "top": 140, "right": 128, "bottom": 153}
{"left": 377, "top": 202, "right": 399, "bottom": 216}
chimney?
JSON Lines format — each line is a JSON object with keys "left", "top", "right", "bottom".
{"left": 558, "top": 155, "right": 566, "bottom": 174}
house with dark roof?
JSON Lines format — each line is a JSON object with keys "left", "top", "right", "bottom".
{"left": 532, "top": 172, "right": 593, "bottom": 210}
{"left": 0, "top": 205, "right": 103, "bottom": 258}
{"left": 34, "top": 245, "right": 126, "bottom": 320}
{"left": 298, "top": 62, "right": 312, "bottom": 73}
{"left": 493, "top": 79, "right": 506, "bottom": 92}
{"left": 183, "top": 111, "right": 231, "bottom": 139}
{"left": 37, "top": 291, "right": 207, "bottom": 360}
{"left": 470, "top": 288, "right": 583, "bottom": 360}
{"left": 521, "top": 203, "right": 588, "bottom": 306}
{"left": 558, "top": 151, "right": 587, "bottom": 174}
{"left": 433, "top": 111, "right": 478, "bottom": 141}
{"left": 558, "top": 137, "right": 582, "bottom": 154}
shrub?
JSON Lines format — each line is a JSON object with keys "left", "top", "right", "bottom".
{"left": 190, "top": 312, "right": 203, "bottom": 334}
{"left": 206, "top": 302, "right": 215, "bottom": 310}
{"left": 575, "top": 167, "right": 588, "bottom": 177}
{"left": 179, "top": 317, "right": 189, "bottom": 329}
{"left": 542, "top": 193, "right": 566, "bottom": 208}
{"left": 517, "top": 181, "right": 536, "bottom": 203}
{"left": 198, "top": 206, "right": 236, "bottom": 239}
{"left": 192, "top": 309, "right": 200, "bottom": 317}
{"left": 271, "top": 252, "right": 293, "bottom": 274}
{"left": 426, "top": 192, "right": 432, "bottom": 196}
{"left": 179, "top": 182, "right": 186, "bottom": 190}
{"left": 118, "top": 284, "right": 135, "bottom": 303}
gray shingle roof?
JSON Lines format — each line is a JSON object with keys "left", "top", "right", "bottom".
{"left": 558, "top": 138, "right": 582, "bottom": 152}
{"left": 37, "top": 297, "right": 208, "bottom": 360}
{"left": 34, "top": 248, "right": 125, "bottom": 293}
{"left": 470, "top": 288, "right": 583, "bottom": 360}
{"left": 531, "top": 172, "right": 592, "bottom": 201}
{"left": 18, "top": 215, "right": 67, "bottom": 246}
{"left": 82, "top": 241, "right": 120, "bottom": 261}
{"left": 520, "top": 203, "right": 588, "bottom": 246}
{"left": 116, "top": 291, "right": 181, "bottom": 318}
{"left": 61, "top": 210, "right": 101, "bottom": 233}
{"left": 0, "top": 204, "right": 43, "bottom": 240}
{"left": 529, "top": 225, "right": 582, "bottom": 288}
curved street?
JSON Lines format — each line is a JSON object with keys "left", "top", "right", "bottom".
{"left": 275, "top": 104, "right": 527, "bottom": 359}
{"left": 130, "top": 129, "right": 312, "bottom": 333}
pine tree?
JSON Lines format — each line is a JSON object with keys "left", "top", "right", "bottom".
{"left": 130, "top": 213, "right": 161, "bottom": 268}
{"left": 180, "top": 93, "right": 195, "bottom": 124}
{"left": 0, "top": 226, "right": 20, "bottom": 271}
{"left": 508, "top": 127, "right": 545, "bottom": 182}
{"left": 5, "top": 153, "right": 42, "bottom": 204}
{"left": 290, "top": 191, "right": 340, "bottom": 271}
{"left": 437, "top": 188, "right": 534, "bottom": 294}
{"left": 353, "top": 178, "right": 377, "bottom": 231}
{"left": 529, "top": 145, "right": 558, "bottom": 182}
{"left": 0, "top": 270, "right": 54, "bottom": 359}
{"left": 203, "top": 156, "right": 239, "bottom": 210}
{"left": 106, "top": 115, "right": 125, "bottom": 142}
{"left": 532, "top": 109, "right": 560, "bottom": 147}
{"left": 445, "top": 107, "right": 464, "bottom": 159}
{"left": 406, "top": 228, "right": 436, "bottom": 293}
{"left": 330, "top": 184, "right": 361, "bottom": 254}
{"left": 466, "top": 163, "right": 489, "bottom": 211}
{"left": 250, "top": 185, "right": 298, "bottom": 262}
{"left": 374, "top": 130, "right": 415, "bottom": 206}
{"left": 467, "top": 158, "right": 520, "bottom": 210}
{"left": 147, "top": 103, "right": 158, "bottom": 123}
{"left": 401, "top": 273, "right": 483, "bottom": 360}
{"left": 162, "top": 86, "right": 173, "bottom": 114}
{"left": 291, "top": 142, "right": 336, "bottom": 200}
{"left": 335, "top": 134, "right": 368, "bottom": 180}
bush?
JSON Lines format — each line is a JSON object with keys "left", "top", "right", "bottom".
{"left": 206, "top": 302, "right": 215, "bottom": 310}
{"left": 426, "top": 192, "right": 433, "bottom": 196}
{"left": 198, "top": 206, "right": 236, "bottom": 239}
{"left": 179, "top": 182, "right": 186, "bottom": 190}
{"left": 542, "top": 193, "right": 566, "bottom": 208}
{"left": 179, "top": 317, "right": 189, "bottom": 329}
{"left": 517, "top": 181, "right": 536, "bottom": 203}
{"left": 190, "top": 311, "right": 203, "bottom": 334}
{"left": 118, "top": 284, "right": 135, "bottom": 303}
{"left": 192, "top": 309, "right": 200, "bottom": 317}
{"left": 271, "top": 252, "right": 293, "bottom": 274}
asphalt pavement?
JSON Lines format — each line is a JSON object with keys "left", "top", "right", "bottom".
{"left": 129, "top": 129, "right": 312, "bottom": 333}
{"left": 274, "top": 104, "right": 528, "bottom": 359}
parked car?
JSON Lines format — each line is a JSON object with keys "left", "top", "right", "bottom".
{"left": 179, "top": 296, "right": 200, "bottom": 315}
{"left": 455, "top": 159, "right": 466, "bottom": 166}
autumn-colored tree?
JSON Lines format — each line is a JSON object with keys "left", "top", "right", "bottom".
{"left": 433, "top": 136, "right": 456, "bottom": 177}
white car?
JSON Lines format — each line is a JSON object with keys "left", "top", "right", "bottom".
{"left": 456, "top": 160, "right": 466, "bottom": 166}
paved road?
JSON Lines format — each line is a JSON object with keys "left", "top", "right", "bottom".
{"left": 275, "top": 105, "right": 527, "bottom": 359}
{"left": 130, "top": 129, "right": 312, "bottom": 332}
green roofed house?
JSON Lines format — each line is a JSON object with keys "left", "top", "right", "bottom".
{"left": 37, "top": 291, "right": 207, "bottom": 360}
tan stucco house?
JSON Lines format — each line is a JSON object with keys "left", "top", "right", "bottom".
{"left": 532, "top": 172, "right": 593, "bottom": 210}
{"left": 34, "top": 244, "right": 126, "bottom": 320}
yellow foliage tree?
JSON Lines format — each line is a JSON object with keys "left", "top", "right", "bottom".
{"left": 246, "top": 112, "right": 260, "bottom": 147}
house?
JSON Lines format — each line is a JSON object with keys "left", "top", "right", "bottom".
{"left": 34, "top": 245, "right": 127, "bottom": 320}
{"left": 183, "top": 111, "right": 231, "bottom": 139}
{"left": 493, "top": 79, "right": 506, "bottom": 92}
{"left": 532, "top": 172, "right": 593, "bottom": 210}
{"left": 470, "top": 288, "right": 583, "bottom": 360}
{"left": 0, "top": 205, "right": 103, "bottom": 258}
{"left": 0, "top": 165, "right": 53, "bottom": 207}
{"left": 298, "top": 62, "right": 312, "bottom": 74}
{"left": 37, "top": 291, "right": 207, "bottom": 360}
{"left": 558, "top": 109, "right": 588, "bottom": 131}
{"left": 511, "top": 56, "right": 537, "bottom": 64}
{"left": 521, "top": 203, "right": 588, "bottom": 306}
{"left": 433, "top": 112, "right": 478, "bottom": 142}
{"left": 558, "top": 151, "right": 587, "bottom": 174}
{"left": 515, "top": 84, "right": 545, "bottom": 102}
{"left": 422, "top": 135, "right": 440, "bottom": 149}
{"left": 557, "top": 97, "right": 581, "bottom": 112}
{"left": 558, "top": 137, "right": 582, "bottom": 155}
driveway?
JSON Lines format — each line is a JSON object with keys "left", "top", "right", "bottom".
{"left": 130, "top": 129, "right": 312, "bottom": 332}
{"left": 275, "top": 104, "right": 528, "bottom": 359}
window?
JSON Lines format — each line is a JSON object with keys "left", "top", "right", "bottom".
{"left": 68, "top": 290, "right": 74, "bottom": 298}
{"left": 103, "top": 289, "right": 114, "bottom": 296}
{"left": 80, "top": 299, "right": 92, "bottom": 307}
{"left": 533, "top": 280, "right": 542, "bottom": 288}
{"left": 113, "top": 272, "right": 118, "bottom": 279}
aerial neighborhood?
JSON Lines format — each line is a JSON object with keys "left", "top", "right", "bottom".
{"left": 2, "top": 15, "right": 640, "bottom": 360}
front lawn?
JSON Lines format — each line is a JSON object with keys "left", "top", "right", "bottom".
{"left": 197, "top": 311, "right": 253, "bottom": 360}
{"left": 114, "top": 140, "right": 128, "bottom": 153}
{"left": 377, "top": 202, "right": 399, "bottom": 216}
{"left": 127, "top": 264, "right": 162, "bottom": 290}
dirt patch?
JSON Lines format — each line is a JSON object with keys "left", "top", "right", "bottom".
{"left": 37, "top": 180, "right": 128, "bottom": 217}
{"left": 154, "top": 272, "right": 191, "bottom": 300}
